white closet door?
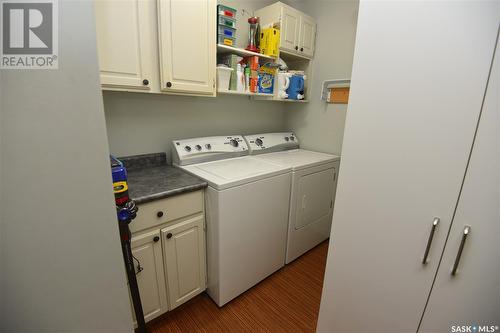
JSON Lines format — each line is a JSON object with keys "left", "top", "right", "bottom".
{"left": 316, "top": 1, "right": 499, "bottom": 332}
{"left": 419, "top": 34, "right": 500, "bottom": 333}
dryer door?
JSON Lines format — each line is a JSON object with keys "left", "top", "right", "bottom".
{"left": 295, "top": 166, "right": 336, "bottom": 230}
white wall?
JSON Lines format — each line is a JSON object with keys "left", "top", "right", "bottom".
{"left": 104, "top": 92, "right": 287, "bottom": 158}
{"left": 286, "top": 0, "right": 359, "bottom": 155}
{"left": 0, "top": 1, "right": 133, "bottom": 331}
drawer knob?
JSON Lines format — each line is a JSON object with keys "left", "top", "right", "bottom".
{"left": 166, "top": 81, "right": 172, "bottom": 88}
{"left": 166, "top": 233, "right": 173, "bottom": 239}
{"left": 157, "top": 211, "right": 164, "bottom": 218}
{"left": 300, "top": 47, "right": 303, "bottom": 52}
{"left": 142, "top": 79, "right": 149, "bottom": 86}
{"left": 153, "top": 236, "right": 160, "bottom": 242}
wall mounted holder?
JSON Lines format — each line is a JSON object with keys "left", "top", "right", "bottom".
{"left": 321, "top": 79, "right": 351, "bottom": 103}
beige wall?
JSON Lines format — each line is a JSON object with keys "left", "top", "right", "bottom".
{"left": 104, "top": 91, "right": 287, "bottom": 159}
{"left": 0, "top": 1, "right": 133, "bottom": 331}
{"left": 286, "top": 0, "right": 359, "bottom": 155}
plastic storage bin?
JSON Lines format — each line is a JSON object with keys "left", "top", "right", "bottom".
{"left": 218, "top": 16, "right": 236, "bottom": 29}
{"left": 218, "top": 34, "right": 235, "bottom": 46}
{"left": 216, "top": 66, "right": 233, "bottom": 91}
{"left": 218, "top": 26, "right": 236, "bottom": 39}
{"left": 217, "top": 5, "right": 236, "bottom": 18}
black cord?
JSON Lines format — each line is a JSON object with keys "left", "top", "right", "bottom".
{"left": 132, "top": 254, "right": 143, "bottom": 275}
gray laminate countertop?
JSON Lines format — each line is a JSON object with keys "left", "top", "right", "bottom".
{"left": 118, "top": 153, "right": 207, "bottom": 204}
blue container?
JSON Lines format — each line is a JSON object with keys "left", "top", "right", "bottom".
{"left": 218, "top": 25, "right": 236, "bottom": 39}
{"left": 286, "top": 75, "right": 305, "bottom": 100}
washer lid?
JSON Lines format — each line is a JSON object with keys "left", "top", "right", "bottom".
{"left": 180, "top": 156, "right": 291, "bottom": 190}
{"left": 254, "top": 149, "right": 340, "bottom": 171}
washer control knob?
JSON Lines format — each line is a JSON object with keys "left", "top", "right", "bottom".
{"left": 229, "top": 139, "right": 239, "bottom": 147}
{"left": 284, "top": 137, "right": 289, "bottom": 142}
{"left": 195, "top": 145, "right": 202, "bottom": 151}
{"left": 205, "top": 144, "right": 212, "bottom": 150}
{"left": 184, "top": 145, "right": 191, "bottom": 152}
{"left": 255, "top": 138, "right": 263, "bottom": 146}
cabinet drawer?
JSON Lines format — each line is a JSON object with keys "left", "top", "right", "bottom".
{"left": 131, "top": 190, "right": 203, "bottom": 233}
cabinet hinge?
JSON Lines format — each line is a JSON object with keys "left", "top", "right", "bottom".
{"left": 333, "top": 172, "right": 336, "bottom": 181}
{"left": 213, "top": 78, "right": 215, "bottom": 88}
{"left": 330, "top": 200, "right": 333, "bottom": 209}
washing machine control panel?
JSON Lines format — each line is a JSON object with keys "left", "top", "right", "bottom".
{"left": 244, "top": 132, "right": 299, "bottom": 154}
{"left": 172, "top": 135, "right": 248, "bottom": 165}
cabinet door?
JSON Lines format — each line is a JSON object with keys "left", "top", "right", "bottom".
{"left": 162, "top": 215, "right": 206, "bottom": 310}
{"left": 316, "top": 2, "right": 499, "bottom": 333}
{"left": 94, "top": 0, "right": 156, "bottom": 90}
{"left": 298, "top": 15, "right": 315, "bottom": 58}
{"left": 280, "top": 6, "right": 300, "bottom": 53}
{"left": 130, "top": 230, "right": 168, "bottom": 323}
{"left": 418, "top": 37, "right": 499, "bottom": 333}
{"left": 157, "top": 0, "right": 216, "bottom": 95}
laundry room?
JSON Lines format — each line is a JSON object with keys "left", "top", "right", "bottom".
{"left": 1, "top": 1, "right": 498, "bottom": 333}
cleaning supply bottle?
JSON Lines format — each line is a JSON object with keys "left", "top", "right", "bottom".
{"left": 244, "top": 67, "right": 250, "bottom": 93}
{"left": 236, "top": 64, "right": 245, "bottom": 92}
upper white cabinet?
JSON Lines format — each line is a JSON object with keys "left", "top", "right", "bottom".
{"left": 280, "top": 6, "right": 300, "bottom": 53}
{"left": 256, "top": 2, "right": 316, "bottom": 58}
{"left": 157, "top": 0, "right": 216, "bottom": 95}
{"left": 94, "top": 0, "right": 215, "bottom": 96}
{"left": 298, "top": 15, "right": 316, "bottom": 58}
{"left": 94, "top": 0, "right": 157, "bottom": 91}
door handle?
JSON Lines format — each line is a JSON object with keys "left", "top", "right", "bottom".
{"left": 422, "top": 217, "right": 440, "bottom": 264}
{"left": 451, "top": 225, "right": 471, "bottom": 276}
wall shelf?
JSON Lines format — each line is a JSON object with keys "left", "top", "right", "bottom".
{"left": 217, "top": 90, "right": 274, "bottom": 97}
{"left": 217, "top": 44, "right": 275, "bottom": 60}
{"left": 280, "top": 99, "right": 308, "bottom": 103}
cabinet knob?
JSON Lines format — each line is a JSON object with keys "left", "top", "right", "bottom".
{"left": 300, "top": 47, "right": 304, "bottom": 52}
{"left": 157, "top": 211, "right": 164, "bottom": 218}
{"left": 166, "top": 233, "right": 173, "bottom": 239}
{"left": 142, "top": 79, "right": 149, "bottom": 86}
{"left": 166, "top": 81, "right": 172, "bottom": 88}
{"left": 153, "top": 236, "right": 160, "bottom": 242}
{"left": 295, "top": 46, "right": 298, "bottom": 50}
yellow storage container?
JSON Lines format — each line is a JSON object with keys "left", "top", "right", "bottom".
{"left": 260, "top": 28, "right": 280, "bottom": 57}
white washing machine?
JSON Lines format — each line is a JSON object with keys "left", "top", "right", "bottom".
{"left": 172, "top": 135, "right": 291, "bottom": 306}
{"left": 244, "top": 132, "right": 340, "bottom": 264}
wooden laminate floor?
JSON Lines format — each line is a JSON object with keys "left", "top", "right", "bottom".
{"left": 147, "top": 241, "right": 329, "bottom": 333}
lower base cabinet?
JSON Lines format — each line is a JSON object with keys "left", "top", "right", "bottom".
{"left": 128, "top": 191, "right": 206, "bottom": 324}
{"left": 131, "top": 230, "right": 168, "bottom": 323}
{"left": 162, "top": 215, "right": 206, "bottom": 310}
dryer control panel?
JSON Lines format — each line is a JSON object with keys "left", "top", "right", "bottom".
{"left": 244, "top": 132, "right": 299, "bottom": 155}
{"left": 172, "top": 135, "right": 248, "bottom": 165}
